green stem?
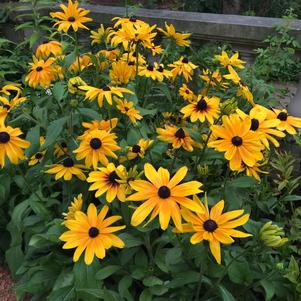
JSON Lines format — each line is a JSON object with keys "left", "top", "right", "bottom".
{"left": 74, "top": 32, "right": 81, "bottom": 74}
{"left": 160, "top": 42, "right": 171, "bottom": 63}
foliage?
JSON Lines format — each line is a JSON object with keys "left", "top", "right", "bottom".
{"left": 0, "top": 1, "right": 301, "bottom": 301}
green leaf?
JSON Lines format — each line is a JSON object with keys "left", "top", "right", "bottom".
{"left": 228, "top": 261, "right": 252, "bottom": 285}
{"left": 139, "top": 289, "right": 152, "bottom": 301}
{"left": 285, "top": 256, "right": 300, "bottom": 284}
{"left": 118, "top": 275, "right": 133, "bottom": 301}
{"left": 5, "top": 245, "right": 24, "bottom": 276}
{"left": 282, "top": 195, "right": 301, "bottom": 202}
{"left": 126, "top": 128, "right": 140, "bottom": 145}
{"left": 76, "top": 289, "right": 104, "bottom": 299}
{"left": 46, "top": 286, "right": 76, "bottom": 301}
{"left": 77, "top": 108, "right": 100, "bottom": 120}
{"left": 260, "top": 279, "right": 275, "bottom": 301}
{"left": 52, "top": 82, "right": 67, "bottom": 102}
{"left": 217, "top": 285, "right": 236, "bottom": 301}
{"left": 143, "top": 276, "right": 163, "bottom": 287}
{"left": 63, "top": 49, "right": 77, "bottom": 68}
{"left": 165, "top": 247, "right": 182, "bottom": 266}
{"left": 228, "top": 176, "right": 256, "bottom": 188}
{"left": 95, "top": 265, "right": 121, "bottom": 280}
{"left": 119, "top": 233, "right": 143, "bottom": 248}
{"left": 167, "top": 271, "right": 199, "bottom": 288}
{"left": 25, "top": 125, "right": 40, "bottom": 156}
{"left": 42, "top": 117, "right": 68, "bottom": 149}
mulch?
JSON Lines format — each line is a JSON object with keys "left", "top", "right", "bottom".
{"left": 0, "top": 267, "right": 16, "bottom": 301}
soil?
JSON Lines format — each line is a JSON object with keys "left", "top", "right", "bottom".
{"left": 0, "top": 267, "right": 16, "bottom": 301}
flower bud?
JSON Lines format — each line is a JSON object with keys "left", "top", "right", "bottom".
{"left": 259, "top": 221, "right": 288, "bottom": 248}
{"left": 221, "top": 98, "right": 237, "bottom": 115}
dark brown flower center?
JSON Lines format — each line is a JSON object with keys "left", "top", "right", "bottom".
{"left": 132, "top": 144, "right": 141, "bottom": 153}
{"left": 175, "top": 128, "right": 185, "bottom": 139}
{"left": 63, "top": 157, "right": 74, "bottom": 167}
{"left": 203, "top": 219, "right": 218, "bottom": 232}
{"left": 157, "top": 66, "right": 164, "bottom": 72}
{"left": 182, "top": 57, "right": 188, "bottom": 64}
{"left": 68, "top": 17, "right": 76, "bottom": 22}
{"left": 147, "top": 64, "right": 154, "bottom": 71}
{"left": 36, "top": 66, "right": 43, "bottom": 72}
{"left": 102, "top": 86, "right": 111, "bottom": 91}
{"left": 250, "top": 118, "right": 259, "bottom": 131}
{"left": 90, "top": 138, "right": 102, "bottom": 149}
{"left": 61, "top": 142, "right": 67, "bottom": 148}
{"left": 128, "top": 61, "right": 135, "bottom": 66}
{"left": 277, "top": 112, "right": 288, "bottom": 121}
{"left": 3, "top": 104, "right": 11, "bottom": 110}
{"left": 158, "top": 185, "right": 170, "bottom": 199}
{"left": 88, "top": 227, "right": 99, "bottom": 238}
{"left": 196, "top": 98, "right": 207, "bottom": 111}
{"left": 185, "top": 89, "right": 190, "bottom": 94}
{"left": 108, "top": 171, "right": 120, "bottom": 184}
{"left": 35, "top": 152, "right": 43, "bottom": 159}
{"left": 0, "top": 132, "right": 10, "bottom": 143}
{"left": 232, "top": 136, "right": 243, "bottom": 146}
{"left": 129, "top": 16, "right": 137, "bottom": 22}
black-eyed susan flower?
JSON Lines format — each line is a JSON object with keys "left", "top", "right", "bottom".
{"left": 28, "top": 137, "right": 46, "bottom": 166}
{"left": 169, "top": 56, "right": 198, "bottom": 82}
{"left": 138, "top": 62, "right": 171, "bottom": 81}
{"left": 177, "top": 197, "right": 251, "bottom": 264}
{"left": 80, "top": 85, "right": 133, "bottom": 108}
{"left": 159, "top": 22, "right": 191, "bottom": 47}
{"left": 200, "top": 69, "right": 229, "bottom": 89}
{"left": 25, "top": 57, "right": 55, "bottom": 88}
{"left": 126, "top": 138, "right": 153, "bottom": 160}
{"left": 238, "top": 162, "right": 268, "bottom": 181}
{"left": 90, "top": 24, "right": 112, "bottom": 45}
{"left": 180, "top": 95, "right": 220, "bottom": 124}
{"left": 0, "top": 107, "right": 8, "bottom": 125}
{"left": 0, "top": 94, "right": 26, "bottom": 113}
{"left": 68, "top": 76, "right": 87, "bottom": 95}
{"left": 156, "top": 125, "right": 196, "bottom": 152}
{"left": 60, "top": 203, "right": 125, "bottom": 265}
{"left": 50, "top": 0, "right": 92, "bottom": 32}
{"left": 54, "top": 141, "right": 68, "bottom": 158}
{"left": 237, "top": 84, "right": 255, "bottom": 106}
{"left": 69, "top": 54, "right": 92, "bottom": 73}
{"left": 179, "top": 84, "right": 196, "bottom": 102}
{"left": 0, "top": 125, "right": 30, "bottom": 168}
{"left": 209, "top": 114, "right": 264, "bottom": 171}
{"left": 267, "top": 108, "right": 301, "bottom": 135}
{"left": 87, "top": 163, "right": 127, "bottom": 202}
{"left": 127, "top": 164, "right": 204, "bottom": 230}
{"left": 109, "top": 61, "right": 135, "bottom": 85}
{"left": 115, "top": 99, "right": 142, "bottom": 124}
{"left": 82, "top": 118, "right": 118, "bottom": 134}
{"left": 223, "top": 65, "right": 241, "bottom": 84}
{"left": 236, "top": 105, "right": 285, "bottom": 148}
{"left": 74, "top": 129, "right": 120, "bottom": 169}
{"left": 46, "top": 157, "right": 86, "bottom": 181}
{"left": 36, "top": 41, "right": 62, "bottom": 59}
{"left": 0, "top": 84, "right": 23, "bottom": 98}
{"left": 63, "top": 193, "right": 83, "bottom": 221}
{"left": 215, "top": 51, "right": 245, "bottom": 69}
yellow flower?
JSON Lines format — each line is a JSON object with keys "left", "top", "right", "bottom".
{"left": 267, "top": 108, "right": 301, "bottom": 135}
{"left": 63, "top": 193, "right": 83, "bottom": 221}
{"left": 116, "top": 99, "right": 142, "bottom": 124}
{"left": 157, "top": 125, "right": 196, "bottom": 152}
{"left": 259, "top": 221, "right": 288, "bottom": 248}
{"left": 60, "top": 203, "right": 125, "bottom": 265}
{"left": 109, "top": 61, "right": 135, "bottom": 85}
{"left": 0, "top": 125, "right": 30, "bottom": 168}
{"left": 36, "top": 41, "right": 62, "bottom": 59}
{"left": 223, "top": 65, "right": 241, "bottom": 84}
{"left": 177, "top": 197, "right": 251, "bottom": 264}
{"left": 200, "top": 69, "right": 229, "bottom": 89}
{"left": 46, "top": 157, "right": 86, "bottom": 181}
{"left": 80, "top": 85, "right": 134, "bottom": 108}
{"left": 69, "top": 54, "right": 92, "bottom": 73}
{"left": 127, "top": 163, "right": 204, "bottom": 230}
{"left": 0, "top": 84, "right": 23, "bottom": 98}
{"left": 237, "top": 84, "right": 255, "bottom": 106}
{"left": 238, "top": 162, "right": 268, "bottom": 181}
{"left": 169, "top": 57, "right": 198, "bottom": 82}
{"left": 138, "top": 62, "right": 172, "bottom": 81}
{"left": 74, "top": 129, "right": 120, "bottom": 169}
{"left": 209, "top": 114, "right": 264, "bottom": 171}
{"left": 87, "top": 163, "right": 127, "bottom": 202}
{"left": 54, "top": 141, "right": 68, "bottom": 158}
{"left": 68, "top": 76, "right": 87, "bottom": 95}
{"left": 50, "top": 0, "right": 92, "bottom": 32}
{"left": 25, "top": 56, "right": 55, "bottom": 88}
{"left": 81, "top": 118, "right": 118, "bottom": 134}
{"left": 90, "top": 24, "right": 112, "bottom": 45}
{"left": 215, "top": 51, "right": 245, "bottom": 69}
{"left": 159, "top": 22, "right": 191, "bottom": 47}
{"left": 28, "top": 137, "right": 46, "bottom": 166}
{"left": 0, "top": 94, "right": 26, "bottom": 113}
{"left": 181, "top": 95, "right": 220, "bottom": 124}
{"left": 236, "top": 105, "right": 285, "bottom": 148}
{"left": 126, "top": 138, "right": 153, "bottom": 160}
{"left": 179, "top": 84, "right": 197, "bottom": 102}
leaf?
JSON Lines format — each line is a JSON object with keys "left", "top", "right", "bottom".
{"left": 119, "top": 233, "right": 143, "bottom": 248}
{"left": 260, "top": 279, "right": 275, "bottom": 301}
{"left": 228, "top": 176, "right": 256, "bottom": 188}
{"left": 63, "top": 49, "right": 77, "bottom": 68}
{"left": 143, "top": 276, "right": 163, "bottom": 287}
{"left": 118, "top": 275, "right": 133, "bottom": 301}
{"left": 76, "top": 289, "right": 104, "bottom": 299}
{"left": 77, "top": 108, "right": 100, "bottom": 120}
{"left": 95, "top": 265, "right": 121, "bottom": 280}
{"left": 165, "top": 247, "right": 182, "bottom": 266}
{"left": 126, "top": 128, "right": 140, "bottom": 145}
{"left": 52, "top": 82, "right": 67, "bottom": 102}
{"left": 228, "top": 261, "right": 252, "bottom": 285}
{"left": 282, "top": 195, "right": 301, "bottom": 202}
{"left": 29, "top": 32, "right": 40, "bottom": 47}
{"left": 42, "top": 117, "right": 68, "bottom": 149}
{"left": 139, "top": 289, "right": 152, "bottom": 301}
{"left": 217, "top": 285, "right": 236, "bottom": 301}
{"left": 25, "top": 125, "right": 40, "bottom": 156}
{"left": 46, "top": 286, "right": 76, "bottom": 301}
{"left": 5, "top": 245, "right": 24, "bottom": 276}
{"left": 167, "top": 271, "right": 199, "bottom": 288}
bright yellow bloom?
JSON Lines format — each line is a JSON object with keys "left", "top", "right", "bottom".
{"left": 267, "top": 108, "right": 301, "bottom": 135}
{"left": 36, "top": 41, "right": 62, "bottom": 59}
{"left": 177, "top": 197, "right": 251, "bottom": 264}
{"left": 63, "top": 194, "right": 83, "bottom": 221}
{"left": 80, "top": 85, "right": 133, "bottom": 108}
{"left": 0, "top": 125, "right": 30, "bottom": 168}
{"left": 90, "top": 24, "right": 112, "bottom": 45}
{"left": 109, "top": 61, "right": 135, "bottom": 85}
{"left": 87, "top": 163, "right": 127, "bottom": 202}
{"left": 0, "top": 94, "right": 26, "bottom": 113}
{"left": 54, "top": 141, "right": 68, "bottom": 158}
{"left": 238, "top": 162, "right": 268, "bottom": 181}
{"left": 81, "top": 118, "right": 118, "bottom": 134}
{"left": 236, "top": 105, "right": 285, "bottom": 148}
{"left": 259, "top": 221, "right": 288, "bottom": 248}
{"left": 138, "top": 62, "right": 172, "bottom": 81}
{"left": 223, "top": 65, "right": 241, "bottom": 84}
{"left": 68, "top": 76, "right": 87, "bottom": 95}
{"left": 60, "top": 203, "right": 125, "bottom": 265}
{"left": 126, "top": 138, "right": 153, "bottom": 160}
{"left": 179, "top": 84, "right": 196, "bottom": 102}
{"left": 159, "top": 22, "right": 191, "bottom": 47}
{"left": 181, "top": 95, "right": 220, "bottom": 124}
{"left": 127, "top": 163, "right": 204, "bottom": 230}
{"left": 0, "top": 84, "right": 22, "bottom": 98}
{"left": 25, "top": 57, "right": 55, "bottom": 88}
{"left": 237, "top": 84, "right": 255, "bottom": 106}
{"left": 50, "top": 0, "right": 92, "bottom": 32}
{"left": 157, "top": 125, "right": 196, "bottom": 152}
{"left": 69, "top": 54, "right": 92, "bottom": 73}
{"left": 74, "top": 129, "right": 120, "bottom": 169}
{"left": 46, "top": 157, "right": 86, "bottom": 181}
{"left": 116, "top": 99, "right": 142, "bottom": 124}
{"left": 169, "top": 57, "right": 198, "bottom": 82}
{"left": 209, "top": 114, "right": 264, "bottom": 171}
{"left": 215, "top": 51, "right": 245, "bottom": 69}
{"left": 28, "top": 137, "right": 46, "bottom": 166}
{"left": 200, "top": 69, "right": 229, "bottom": 89}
